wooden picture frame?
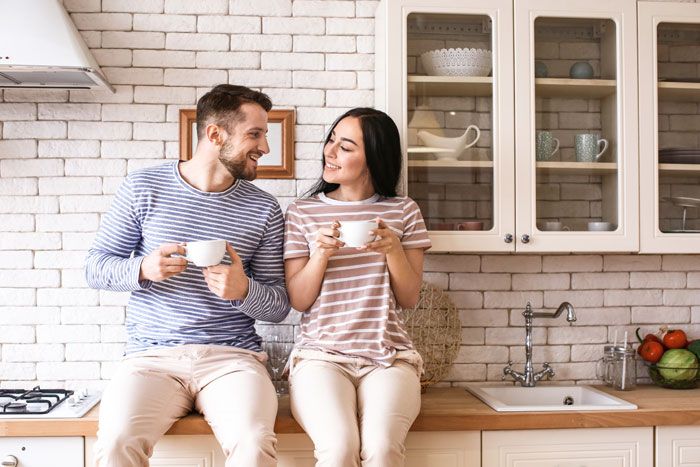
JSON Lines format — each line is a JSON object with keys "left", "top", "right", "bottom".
{"left": 179, "top": 108, "right": 295, "bottom": 179}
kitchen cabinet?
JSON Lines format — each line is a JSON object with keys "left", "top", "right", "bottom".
{"left": 656, "top": 426, "right": 700, "bottom": 467}
{"left": 375, "top": 0, "right": 639, "bottom": 252}
{"left": 0, "top": 437, "right": 83, "bottom": 467}
{"left": 86, "top": 432, "right": 480, "bottom": 467}
{"left": 639, "top": 2, "right": 700, "bottom": 253}
{"left": 482, "top": 427, "right": 653, "bottom": 467}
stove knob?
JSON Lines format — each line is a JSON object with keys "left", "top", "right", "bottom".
{"left": 1, "top": 455, "right": 18, "bottom": 467}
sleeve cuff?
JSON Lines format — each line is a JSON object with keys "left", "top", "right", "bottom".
{"left": 233, "top": 276, "right": 260, "bottom": 313}
{"left": 130, "top": 256, "right": 153, "bottom": 290}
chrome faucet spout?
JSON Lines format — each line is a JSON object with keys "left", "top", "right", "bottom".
{"left": 503, "top": 302, "right": 576, "bottom": 387}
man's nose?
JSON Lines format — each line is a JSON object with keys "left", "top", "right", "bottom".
{"left": 259, "top": 136, "right": 270, "bottom": 154}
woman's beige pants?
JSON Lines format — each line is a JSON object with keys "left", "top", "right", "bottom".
{"left": 289, "top": 359, "right": 421, "bottom": 467}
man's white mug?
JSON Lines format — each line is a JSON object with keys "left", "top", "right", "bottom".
{"left": 186, "top": 239, "right": 226, "bottom": 267}
{"left": 338, "top": 221, "right": 378, "bottom": 248}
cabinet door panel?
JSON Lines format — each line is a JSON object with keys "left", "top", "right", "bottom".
{"left": 482, "top": 427, "right": 653, "bottom": 467}
{"left": 656, "top": 425, "right": 700, "bottom": 467}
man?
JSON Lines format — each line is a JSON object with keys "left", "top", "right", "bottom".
{"left": 85, "top": 84, "right": 290, "bottom": 467}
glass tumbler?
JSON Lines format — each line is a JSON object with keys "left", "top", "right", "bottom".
{"left": 610, "top": 346, "right": 637, "bottom": 391}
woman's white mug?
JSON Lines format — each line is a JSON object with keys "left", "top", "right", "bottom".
{"left": 186, "top": 239, "right": 226, "bottom": 267}
{"left": 338, "top": 221, "right": 378, "bottom": 248}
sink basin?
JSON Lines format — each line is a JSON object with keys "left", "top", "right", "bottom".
{"left": 465, "top": 384, "right": 637, "bottom": 412}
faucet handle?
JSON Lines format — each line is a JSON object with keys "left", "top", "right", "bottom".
{"left": 502, "top": 360, "right": 514, "bottom": 380}
{"left": 542, "top": 362, "right": 554, "bottom": 380}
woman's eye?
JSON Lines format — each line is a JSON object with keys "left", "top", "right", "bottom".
{"left": 340, "top": 146, "right": 349, "bottom": 152}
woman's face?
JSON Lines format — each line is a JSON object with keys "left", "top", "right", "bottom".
{"left": 322, "top": 116, "right": 371, "bottom": 189}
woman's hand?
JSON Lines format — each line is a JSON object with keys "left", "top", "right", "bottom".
{"left": 312, "top": 221, "right": 343, "bottom": 259}
{"left": 361, "top": 218, "right": 401, "bottom": 255}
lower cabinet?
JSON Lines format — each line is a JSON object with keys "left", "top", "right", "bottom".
{"left": 85, "top": 432, "right": 480, "bottom": 467}
{"left": 482, "top": 427, "right": 653, "bottom": 467}
{"left": 656, "top": 426, "right": 700, "bottom": 467}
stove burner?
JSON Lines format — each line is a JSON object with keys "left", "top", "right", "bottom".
{"left": 0, "top": 386, "right": 73, "bottom": 415}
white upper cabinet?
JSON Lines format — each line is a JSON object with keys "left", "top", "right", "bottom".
{"left": 375, "top": 0, "right": 516, "bottom": 252}
{"left": 514, "top": 0, "right": 639, "bottom": 252}
{"left": 375, "top": 0, "right": 640, "bottom": 253}
{"left": 639, "top": 2, "right": 700, "bottom": 253}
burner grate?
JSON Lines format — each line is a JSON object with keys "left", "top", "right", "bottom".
{"left": 0, "top": 386, "right": 74, "bottom": 415}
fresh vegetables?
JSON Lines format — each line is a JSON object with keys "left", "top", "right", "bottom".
{"left": 657, "top": 349, "right": 699, "bottom": 381}
{"left": 635, "top": 327, "right": 699, "bottom": 385}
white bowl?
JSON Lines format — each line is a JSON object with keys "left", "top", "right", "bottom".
{"left": 420, "top": 47, "right": 492, "bottom": 77}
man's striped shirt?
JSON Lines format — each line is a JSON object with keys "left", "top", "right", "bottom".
{"left": 85, "top": 162, "right": 290, "bottom": 354}
{"left": 284, "top": 193, "right": 431, "bottom": 366}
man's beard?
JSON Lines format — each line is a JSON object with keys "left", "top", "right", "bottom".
{"left": 218, "top": 139, "right": 257, "bottom": 181}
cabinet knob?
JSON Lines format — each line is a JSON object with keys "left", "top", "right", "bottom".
{"left": 521, "top": 234, "right": 530, "bottom": 243}
{"left": 2, "top": 455, "right": 18, "bottom": 467}
{"left": 504, "top": 233, "right": 513, "bottom": 243}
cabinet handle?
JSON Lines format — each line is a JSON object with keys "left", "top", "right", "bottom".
{"left": 504, "top": 233, "right": 513, "bottom": 243}
{"left": 2, "top": 456, "right": 18, "bottom": 467}
{"left": 521, "top": 234, "right": 530, "bottom": 243}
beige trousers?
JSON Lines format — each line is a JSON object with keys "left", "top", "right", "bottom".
{"left": 94, "top": 344, "right": 278, "bottom": 467}
{"left": 289, "top": 358, "right": 421, "bottom": 467}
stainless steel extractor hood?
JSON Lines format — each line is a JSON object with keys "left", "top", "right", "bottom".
{"left": 0, "top": 0, "right": 114, "bottom": 92}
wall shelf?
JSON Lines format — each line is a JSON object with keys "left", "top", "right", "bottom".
{"left": 657, "top": 81, "right": 700, "bottom": 102}
{"left": 408, "top": 160, "right": 494, "bottom": 169}
{"left": 407, "top": 75, "right": 493, "bottom": 97}
{"left": 536, "top": 161, "right": 618, "bottom": 174}
{"left": 536, "top": 78, "right": 617, "bottom": 98}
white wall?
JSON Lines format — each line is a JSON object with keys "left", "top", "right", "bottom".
{"left": 0, "top": 0, "right": 698, "bottom": 390}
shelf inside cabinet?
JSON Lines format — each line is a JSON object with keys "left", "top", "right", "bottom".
{"left": 535, "top": 78, "right": 617, "bottom": 99}
{"left": 659, "top": 163, "right": 700, "bottom": 175}
{"left": 407, "top": 76, "right": 493, "bottom": 97}
{"left": 658, "top": 81, "right": 700, "bottom": 102}
{"left": 408, "top": 160, "right": 494, "bottom": 169}
{"left": 536, "top": 161, "right": 618, "bottom": 174}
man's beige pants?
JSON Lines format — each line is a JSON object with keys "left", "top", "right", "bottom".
{"left": 94, "top": 344, "right": 278, "bottom": 467}
{"left": 289, "top": 358, "right": 421, "bottom": 467}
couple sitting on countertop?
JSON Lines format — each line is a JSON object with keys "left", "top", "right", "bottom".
{"left": 85, "top": 84, "right": 431, "bottom": 467}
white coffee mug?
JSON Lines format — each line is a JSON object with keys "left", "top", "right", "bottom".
{"left": 338, "top": 221, "right": 378, "bottom": 248}
{"left": 186, "top": 239, "right": 226, "bottom": 267}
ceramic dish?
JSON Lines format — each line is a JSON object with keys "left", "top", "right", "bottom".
{"left": 420, "top": 47, "right": 492, "bottom": 77}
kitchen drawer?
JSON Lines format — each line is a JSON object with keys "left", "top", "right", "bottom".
{"left": 0, "top": 437, "right": 83, "bottom": 467}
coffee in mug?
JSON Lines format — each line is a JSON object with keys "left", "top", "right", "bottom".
{"left": 338, "top": 220, "right": 378, "bottom": 248}
{"left": 186, "top": 239, "right": 226, "bottom": 267}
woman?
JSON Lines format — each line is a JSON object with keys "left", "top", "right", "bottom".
{"left": 283, "top": 107, "right": 431, "bottom": 467}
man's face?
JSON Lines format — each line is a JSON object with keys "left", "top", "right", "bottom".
{"left": 217, "top": 103, "right": 270, "bottom": 181}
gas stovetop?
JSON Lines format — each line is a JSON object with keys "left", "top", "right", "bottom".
{"left": 0, "top": 386, "right": 101, "bottom": 419}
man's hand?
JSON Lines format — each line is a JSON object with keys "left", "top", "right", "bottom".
{"left": 202, "top": 243, "right": 250, "bottom": 301}
{"left": 139, "top": 243, "right": 188, "bottom": 282}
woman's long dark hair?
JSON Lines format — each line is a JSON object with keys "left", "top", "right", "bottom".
{"left": 305, "top": 107, "right": 402, "bottom": 198}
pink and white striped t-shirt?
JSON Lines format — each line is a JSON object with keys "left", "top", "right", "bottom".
{"left": 284, "top": 193, "right": 431, "bottom": 366}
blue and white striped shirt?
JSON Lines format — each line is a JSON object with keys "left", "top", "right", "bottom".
{"left": 85, "top": 162, "right": 290, "bottom": 354}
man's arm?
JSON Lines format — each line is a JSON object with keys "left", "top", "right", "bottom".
{"left": 235, "top": 203, "right": 290, "bottom": 323}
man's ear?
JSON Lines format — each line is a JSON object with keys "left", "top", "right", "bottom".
{"left": 205, "top": 123, "right": 224, "bottom": 146}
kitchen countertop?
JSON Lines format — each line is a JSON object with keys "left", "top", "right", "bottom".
{"left": 2, "top": 385, "right": 699, "bottom": 437}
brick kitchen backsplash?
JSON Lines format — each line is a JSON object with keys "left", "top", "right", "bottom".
{"left": 0, "top": 0, "right": 698, "bottom": 389}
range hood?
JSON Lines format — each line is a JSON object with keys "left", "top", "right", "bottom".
{"left": 0, "top": 0, "right": 114, "bottom": 92}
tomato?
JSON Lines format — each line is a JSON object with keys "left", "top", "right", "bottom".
{"left": 635, "top": 327, "right": 664, "bottom": 352}
{"left": 663, "top": 329, "right": 688, "bottom": 349}
{"left": 638, "top": 340, "right": 664, "bottom": 363}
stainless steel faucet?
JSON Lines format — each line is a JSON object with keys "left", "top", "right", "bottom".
{"left": 503, "top": 301, "right": 576, "bottom": 387}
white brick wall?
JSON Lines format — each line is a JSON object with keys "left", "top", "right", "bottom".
{"left": 0, "top": 0, "right": 698, "bottom": 389}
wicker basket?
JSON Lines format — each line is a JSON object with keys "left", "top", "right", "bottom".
{"left": 399, "top": 282, "right": 461, "bottom": 389}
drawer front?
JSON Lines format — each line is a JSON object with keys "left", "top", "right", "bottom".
{"left": 0, "top": 437, "right": 83, "bottom": 467}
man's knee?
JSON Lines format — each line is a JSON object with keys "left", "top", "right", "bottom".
{"left": 95, "top": 430, "right": 153, "bottom": 467}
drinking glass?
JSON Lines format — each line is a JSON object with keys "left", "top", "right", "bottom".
{"left": 264, "top": 335, "right": 294, "bottom": 395}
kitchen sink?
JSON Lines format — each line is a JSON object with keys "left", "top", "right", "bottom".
{"left": 465, "top": 384, "right": 637, "bottom": 412}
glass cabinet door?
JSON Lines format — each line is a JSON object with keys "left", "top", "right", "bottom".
{"left": 640, "top": 3, "right": 700, "bottom": 253}
{"left": 375, "top": 0, "right": 515, "bottom": 252}
{"left": 514, "top": 0, "right": 639, "bottom": 252}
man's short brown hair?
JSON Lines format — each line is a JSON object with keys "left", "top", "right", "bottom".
{"left": 196, "top": 84, "right": 272, "bottom": 139}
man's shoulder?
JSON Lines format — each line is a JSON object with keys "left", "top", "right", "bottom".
{"left": 237, "top": 180, "right": 281, "bottom": 209}
{"left": 126, "top": 162, "right": 175, "bottom": 184}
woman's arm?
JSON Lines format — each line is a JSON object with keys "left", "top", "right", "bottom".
{"left": 285, "top": 222, "right": 343, "bottom": 312}
{"left": 363, "top": 219, "right": 424, "bottom": 309}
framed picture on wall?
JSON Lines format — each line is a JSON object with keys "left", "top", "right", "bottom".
{"left": 179, "top": 108, "right": 295, "bottom": 179}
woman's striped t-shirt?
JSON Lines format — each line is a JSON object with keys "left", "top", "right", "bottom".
{"left": 284, "top": 193, "right": 431, "bottom": 366}
{"left": 85, "top": 161, "right": 290, "bottom": 355}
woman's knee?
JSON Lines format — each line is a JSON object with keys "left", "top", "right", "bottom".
{"left": 314, "top": 431, "right": 361, "bottom": 466}
{"left": 361, "top": 435, "right": 405, "bottom": 466}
